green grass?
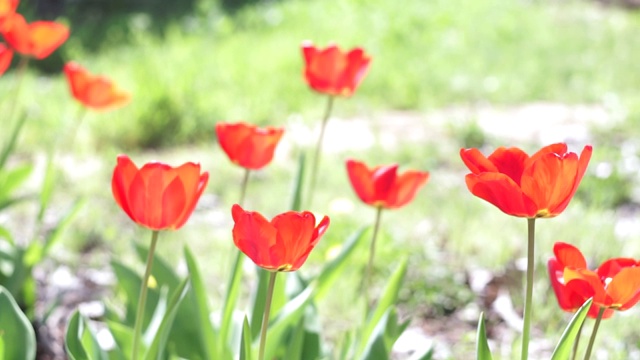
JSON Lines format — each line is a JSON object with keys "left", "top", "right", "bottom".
{"left": 2, "top": 0, "right": 640, "bottom": 358}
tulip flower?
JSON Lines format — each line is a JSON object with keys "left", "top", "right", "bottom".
{"left": 461, "top": 143, "right": 592, "bottom": 360}
{"left": 301, "top": 41, "right": 371, "bottom": 208}
{"left": 111, "top": 154, "right": 208, "bottom": 360}
{"left": 63, "top": 62, "right": 130, "bottom": 111}
{"left": 111, "top": 154, "right": 209, "bottom": 231}
{"left": 548, "top": 242, "right": 640, "bottom": 359}
{"left": 231, "top": 204, "right": 329, "bottom": 272}
{"left": 1, "top": 13, "right": 68, "bottom": 59}
{"left": 0, "top": 0, "right": 18, "bottom": 30}
{"left": 231, "top": 203, "right": 329, "bottom": 360}
{"left": 346, "top": 159, "right": 429, "bottom": 210}
{"left": 346, "top": 159, "right": 428, "bottom": 308}
{"left": 460, "top": 143, "right": 592, "bottom": 218}
{"left": 215, "top": 122, "right": 284, "bottom": 171}
{"left": 301, "top": 41, "right": 371, "bottom": 97}
{"left": 0, "top": 42, "right": 12, "bottom": 75}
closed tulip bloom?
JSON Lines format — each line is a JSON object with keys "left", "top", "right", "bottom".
{"left": 346, "top": 159, "right": 429, "bottom": 209}
{"left": 111, "top": 155, "right": 209, "bottom": 231}
{"left": 302, "top": 41, "right": 371, "bottom": 97}
{"left": 1, "top": 13, "right": 68, "bottom": 59}
{"left": 460, "top": 143, "right": 592, "bottom": 218}
{"left": 215, "top": 122, "right": 284, "bottom": 170}
{"left": 0, "top": 43, "right": 12, "bottom": 75}
{"left": 63, "top": 62, "right": 130, "bottom": 111}
{"left": 231, "top": 204, "right": 329, "bottom": 272}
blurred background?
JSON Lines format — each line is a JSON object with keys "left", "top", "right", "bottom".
{"left": 2, "top": 0, "right": 640, "bottom": 358}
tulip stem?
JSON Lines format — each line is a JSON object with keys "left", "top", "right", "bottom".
{"left": 571, "top": 319, "right": 585, "bottom": 360}
{"left": 306, "top": 95, "right": 334, "bottom": 208}
{"left": 583, "top": 307, "right": 605, "bottom": 360}
{"left": 132, "top": 230, "right": 160, "bottom": 360}
{"left": 258, "top": 271, "right": 278, "bottom": 360}
{"left": 239, "top": 168, "right": 251, "bottom": 207}
{"left": 521, "top": 218, "right": 536, "bottom": 360}
{"left": 67, "top": 105, "right": 89, "bottom": 150}
{"left": 364, "top": 206, "right": 384, "bottom": 310}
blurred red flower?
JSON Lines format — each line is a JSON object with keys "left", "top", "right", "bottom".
{"left": 548, "top": 242, "right": 640, "bottom": 318}
{"left": 111, "top": 155, "right": 209, "bottom": 231}
{"left": 0, "top": 0, "right": 18, "bottom": 30}
{"left": 231, "top": 204, "right": 329, "bottom": 272}
{"left": 0, "top": 42, "right": 12, "bottom": 75}
{"left": 346, "top": 159, "right": 429, "bottom": 209}
{"left": 63, "top": 62, "right": 130, "bottom": 111}
{"left": 1, "top": 13, "right": 68, "bottom": 59}
{"left": 460, "top": 143, "right": 592, "bottom": 218}
{"left": 215, "top": 122, "right": 284, "bottom": 170}
{"left": 302, "top": 41, "right": 371, "bottom": 97}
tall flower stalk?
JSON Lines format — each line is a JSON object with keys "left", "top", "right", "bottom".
{"left": 306, "top": 95, "right": 334, "bottom": 207}
{"left": 132, "top": 230, "right": 159, "bottom": 360}
{"left": 521, "top": 218, "right": 535, "bottom": 360}
{"left": 583, "top": 307, "right": 605, "bottom": 360}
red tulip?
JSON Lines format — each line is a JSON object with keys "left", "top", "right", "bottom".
{"left": 1, "top": 13, "right": 68, "bottom": 59}
{"left": 0, "top": 42, "right": 12, "bottom": 75}
{"left": 215, "top": 122, "right": 284, "bottom": 170}
{"left": 302, "top": 41, "right": 371, "bottom": 97}
{"left": 231, "top": 204, "right": 329, "bottom": 272}
{"left": 111, "top": 155, "right": 209, "bottom": 231}
{"left": 63, "top": 62, "right": 130, "bottom": 111}
{"left": 0, "top": 0, "right": 18, "bottom": 30}
{"left": 548, "top": 242, "right": 640, "bottom": 318}
{"left": 460, "top": 143, "right": 592, "bottom": 218}
{"left": 346, "top": 159, "right": 429, "bottom": 209}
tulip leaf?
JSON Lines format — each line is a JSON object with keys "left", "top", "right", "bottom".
{"left": 239, "top": 316, "right": 253, "bottom": 360}
{"left": 37, "top": 152, "right": 57, "bottom": 222}
{"left": 0, "top": 164, "right": 32, "bottom": 203}
{"left": 250, "top": 268, "right": 286, "bottom": 340}
{"left": 106, "top": 320, "right": 139, "bottom": 357}
{"left": 359, "top": 307, "right": 410, "bottom": 360}
{"left": 184, "top": 246, "right": 219, "bottom": 359}
{"left": 289, "top": 153, "right": 305, "bottom": 211}
{"left": 0, "top": 285, "right": 36, "bottom": 360}
{"left": 0, "top": 111, "right": 27, "bottom": 171}
{"left": 338, "top": 331, "right": 354, "bottom": 360}
{"left": 65, "top": 310, "right": 109, "bottom": 360}
{"left": 476, "top": 312, "right": 493, "bottom": 360}
{"left": 358, "top": 258, "right": 408, "bottom": 356}
{"left": 41, "top": 198, "right": 85, "bottom": 259}
{"left": 111, "top": 260, "right": 160, "bottom": 328}
{"left": 144, "top": 277, "right": 190, "bottom": 360}
{"left": 312, "top": 226, "right": 367, "bottom": 301}
{"left": 134, "top": 242, "right": 181, "bottom": 291}
{"left": 550, "top": 298, "right": 593, "bottom": 360}
{"left": 220, "top": 250, "right": 244, "bottom": 355}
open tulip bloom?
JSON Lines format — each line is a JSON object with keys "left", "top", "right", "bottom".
{"left": 460, "top": 143, "right": 592, "bottom": 360}
{"left": 64, "top": 62, "right": 131, "bottom": 111}
{"left": 111, "top": 155, "right": 209, "bottom": 360}
{"left": 1, "top": 12, "right": 68, "bottom": 59}
{"left": 548, "top": 242, "right": 640, "bottom": 358}
{"left": 231, "top": 204, "right": 329, "bottom": 360}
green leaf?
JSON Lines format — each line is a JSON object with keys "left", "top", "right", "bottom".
{"left": 358, "top": 258, "right": 408, "bottom": 355}
{"left": 476, "top": 312, "right": 493, "bottom": 360}
{"left": 65, "top": 311, "right": 109, "bottom": 360}
{"left": 219, "top": 250, "right": 244, "bottom": 355}
{"left": 0, "top": 226, "right": 14, "bottom": 245}
{"left": 0, "top": 112, "right": 27, "bottom": 171}
{"left": 250, "top": 268, "right": 286, "bottom": 340}
{"left": 0, "top": 285, "right": 35, "bottom": 360}
{"left": 184, "top": 246, "right": 218, "bottom": 359}
{"left": 134, "top": 242, "right": 180, "bottom": 291}
{"left": 285, "top": 317, "right": 307, "bottom": 360}
{"left": 37, "top": 152, "right": 57, "bottom": 222}
{"left": 106, "top": 321, "right": 137, "bottom": 357}
{"left": 239, "top": 317, "right": 253, "bottom": 360}
{"left": 312, "top": 226, "right": 367, "bottom": 301}
{"left": 289, "top": 153, "right": 305, "bottom": 211}
{"left": 144, "top": 277, "right": 190, "bottom": 360}
{"left": 408, "top": 347, "right": 434, "bottom": 360}
{"left": 0, "top": 164, "right": 32, "bottom": 203}
{"left": 550, "top": 298, "right": 593, "bottom": 360}
{"left": 359, "top": 307, "right": 409, "bottom": 360}
{"left": 42, "top": 198, "right": 85, "bottom": 259}
{"left": 337, "top": 332, "right": 353, "bottom": 360}
{"left": 111, "top": 260, "right": 160, "bottom": 328}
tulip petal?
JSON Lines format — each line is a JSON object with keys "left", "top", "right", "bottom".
{"left": 597, "top": 258, "right": 638, "bottom": 279}
{"left": 486, "top": 147, "right": 529, "bottom": 185}
{"left": 0, "top": 44, "right": 12, "bottom": 76}
{"left": 460, "top": 148, "right": 499, "bottom": 174}
{"left": 465, "top": 173, "right": 537, "bottom": 217}
{"left": 111, "top": 155, "right": 139, "bottom": 222}
{"left": 346, "top": 159, "right": 377, "bottom": 205}
{"left": 564, "top": 268, "right": 608, "bottom": 307}
{"left": 551, "top": 146, "right": 592, "bottom": 215}
{"left": 27, "top": 21, "right": 69, "bottom": 59}
{"left": 271, "top": 211, "right": 317, "bottom": 270}
{"left": 553, "top": 242, "right": 587, "bottom": 269}
{"left": 607, "top": 267, "right": 640, "bottom": 309}
{"left": 231, "top": 204, "right": 278, "bottom": 270}
{"left": 386, "top": 170, "right": 429, "bottom": 209}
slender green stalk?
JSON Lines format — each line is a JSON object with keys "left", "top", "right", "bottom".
{"left": 258, "top": 271, "right": 278, "bottom": 360}
{"left": 364, "top": 206, "right": 384, "bottom": 309}
{"left": 66, "top": 106, "right": 89, "bottom": 150}
{"left": 306, "top": 95, "right": 334, "bottom": 208}
{"left": 239, "top": 168, "right": 251, "bottom": 207}
{"left": 583, "top": 307, "right": 605, "bottom": 360}
{"left": 521, "top": 218, "right": 536, "bottom": 360}
{"left": 571, "top": 319, "right": 585, "bottom": 360}
{"left": 132, "top": 230, "right": 160, "bottom": 360}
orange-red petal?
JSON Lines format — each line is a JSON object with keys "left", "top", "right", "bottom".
{"left": 0, "top": 43, "right": 12, "bottom": 75}
{"left": 215, "top": 122, "right": 284, "bottom": 170}
{"left": 464, "top": 172, "right": 537, "bottom": 217}
{"left": 2, "top": 14, "right": 69, "bottom": 59}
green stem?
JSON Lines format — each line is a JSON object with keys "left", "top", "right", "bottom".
{"left": 583, "top": 307, "right": 605, "bottom": 360}
{"left": 132, "top": 230, "right": 160, "bottom": 360}
{"left": 258, "top": 271, "right": 278, "bottom": 360}
{"left": 239, "top": 168, "right": 251, "bottom": 207}
{"left": 364, "top": 206, "right": 384, "bottom": 310}
{"left": 571, "top": 319, "right": 585, "bottom": 360}
{"left": 521, "top": 218, "right": 536, "bottom": 360}
{"left": 66, "top": 105, "right": 89, "bottom": 150}
{"left": 306, "top": 95, "right": 334, "bottom": 208}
